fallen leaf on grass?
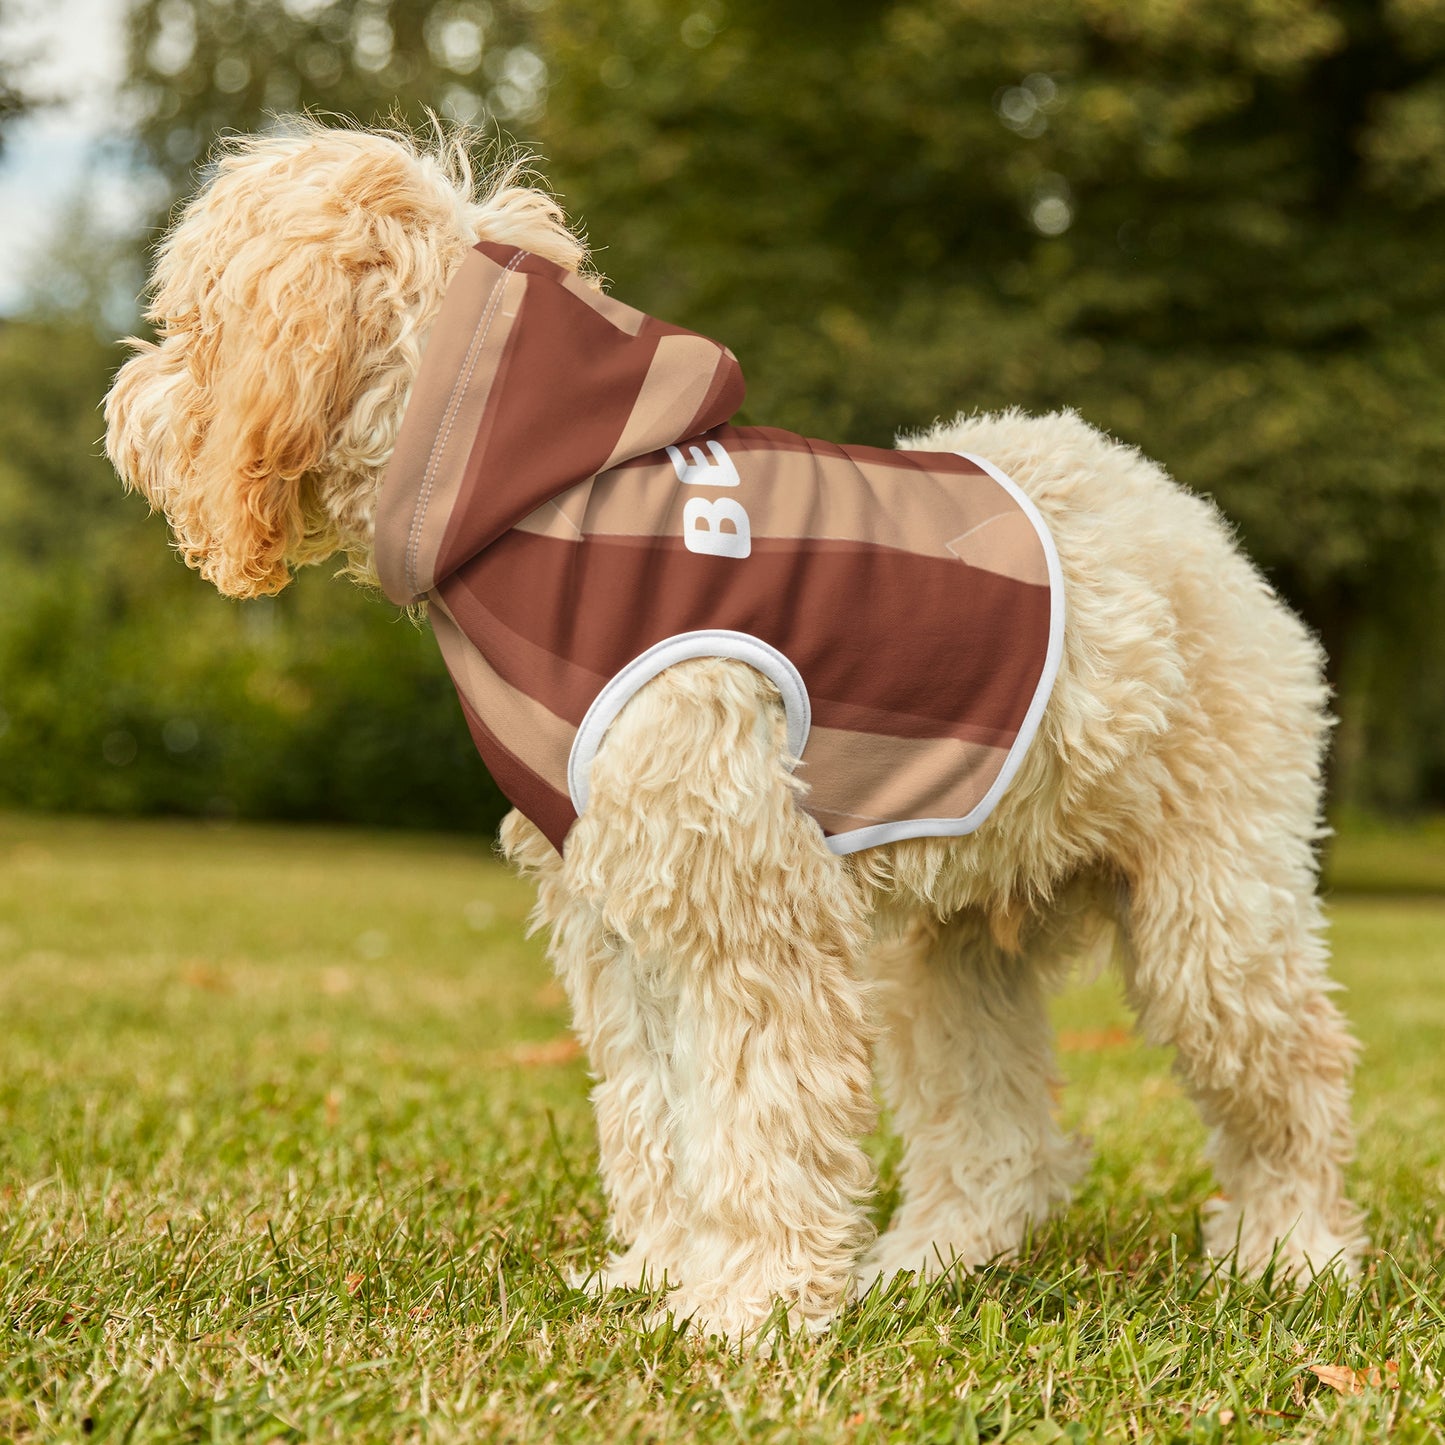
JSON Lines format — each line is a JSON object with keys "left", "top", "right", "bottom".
{"left": 1056, "top": 1027, "right": 1133, "bottom": 1052}
{"left": 344, "top": 1273, "right": 365, "bottom": 1296}
{"left": 1310, "top": 1362, "right": 1399, "bottom": 1395}
{"left": 534, "top": 980, "right": 567, "bottom": 1008}
{"left": 498, "top": 1037, "right": 584, "bottom": 1068}
{"left": 180, "top": 960, "right": 230, "bottom": 992}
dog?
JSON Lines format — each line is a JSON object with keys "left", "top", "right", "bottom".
{"left": 104, "top": 122, "right": 1364, "bottom": 1342}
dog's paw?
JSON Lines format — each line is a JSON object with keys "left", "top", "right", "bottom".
{"left": 645, "top": 1286, "right": 837, "bottom": 1350}
{"left": 1202, "top": 1196, "right": 1366, "bottom": 1283}
{"left": 859, "top": 1221, "right": 1019, "bottom": 1295}
{"left": 570, "top": 1245, "right": 675, "bottom": 1296}
{"left": 855, "top": 1245, "right": 979, "bottom": 1297}
{"left": 860, "top": 1139, "right": 1091, "bottom": 1295}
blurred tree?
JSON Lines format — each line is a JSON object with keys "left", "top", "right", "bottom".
{"left": 124, "top": 0, "right": 541, "bottom": 184}
{"left": 0, "top": 0, "right": 544, "bottom": 833}
{"left": 0, "top": 0, "right": 37, "bottom": 152}
{"left": 34, "top": 0, "right": 1442, "bottom": 820}
{"left": 0, "top": 315, "right": 511, "bottom": 830}
{"left": 530, "top": 0, "right": 1445, "bottom": 808}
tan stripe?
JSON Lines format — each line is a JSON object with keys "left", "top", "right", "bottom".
{"left": 799, "top": 726, "right": 1010, "bottom": 828}
{"left": 514, "top": 440, "right": 1049, "bottom": 585}
{"left": 514, "top": 489, "right": 592, "bottom": 543}
{"left": 431, "top": 602, "right": 577, "bottom": 799}
{"left": 598, "top": 333, "right": 727, "bottom": 473}
{"left": 374, "top": 248, "right": 524, "bottom": 603}
{"left": 944, "top": 510, "right": 1050, "bottom": 584}
{"left": 465, "top": 529, "right": 1048, "bottom": 741}
{"left": 560, "top": 271, "right": 649, "bottom": 336}
{"left": 440, "top": 568, "right": 611, "bottom": 726}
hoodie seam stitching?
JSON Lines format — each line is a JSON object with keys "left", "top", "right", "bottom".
{"left": 405, "top": 249, "right": 526, "bottom": 600}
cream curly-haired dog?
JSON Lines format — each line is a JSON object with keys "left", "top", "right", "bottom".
{"left": 105, "top": 123, "right": 1363, "bottom": 1342}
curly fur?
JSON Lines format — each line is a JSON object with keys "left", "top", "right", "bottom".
{"left": 105, "top": 122, "right": 1365, "bottom": 1344}
{"left": 105, "top": 119, "right": 586, "bottom": 597}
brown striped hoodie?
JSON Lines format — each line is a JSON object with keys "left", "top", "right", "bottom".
{"left": 376, "top": 242, "right": 1063, "bottom": 855}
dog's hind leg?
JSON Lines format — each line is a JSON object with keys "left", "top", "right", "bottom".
{"left": 562, "top": 658, "right": 878, "bottom": 1342}
{"left": 1119, "top": 824, "right": 1364, "bottom": 1279}
{"left": 859, "top": 912, "right": 1088, "bottom": 1290}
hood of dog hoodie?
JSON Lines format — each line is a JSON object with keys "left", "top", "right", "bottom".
{"left": 375, "top": 241, "right": 1064, "bottom": 855}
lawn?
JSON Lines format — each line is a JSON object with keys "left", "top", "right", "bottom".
{"left": 1, "top": 812, "right": 1442, "bottom": 1443}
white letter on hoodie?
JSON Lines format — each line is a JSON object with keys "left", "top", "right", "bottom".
{"left": 682, "top": 496, "right": 752, "bottom": 558}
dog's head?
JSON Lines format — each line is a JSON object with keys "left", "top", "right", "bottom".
{"left": 105, "top": 121, "right": 586, "bottom": 598}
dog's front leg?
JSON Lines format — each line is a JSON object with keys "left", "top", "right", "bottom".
{"left": 564, "top": 659, "right": 878, "bottom": 1344}
{"left": 500, "top": 809, "right": 689, "bottom": 1290}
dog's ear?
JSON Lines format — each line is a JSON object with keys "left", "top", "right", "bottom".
{"left": 106, "top": 129, "right": 474, "bottom": 599}
{"left": 182, "top": 237, "right": 360, "bottom": 598}
{"left": 106, "top": 127, "right": 589, "bottom": 599}
{"left": 106, "top": 237, "right": 358, "bottom": 599}
{"left": 129, "top": 215, "right": 398, "bottom": 599}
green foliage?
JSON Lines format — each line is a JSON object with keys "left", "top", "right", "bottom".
{"left": 1326, "top": 808, "right": 1445, "bottom": 891}
{"left": 125, "top": 0, "right": 539, "bottom": 182}
{"left": 5, "top": 0, "right": 1444, "bottom": 823}
{"left": 0, "top": 564, "right": 509, "bottom": 830}
{"left": 529, "top": 0, "right": 1445, "bottom": 804}
{"left": 0, "top": 317, "right": 508, "bottom": 833}
{"left": 1, "top": 813, "right": 1443, "bottom": 1439}
{"left": 0, "top": 0, "right": 36, "bottom": 154}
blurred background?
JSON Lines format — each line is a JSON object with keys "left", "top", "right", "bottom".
{"left": 1, "top": 0, "right": 1443, "bottom": 836}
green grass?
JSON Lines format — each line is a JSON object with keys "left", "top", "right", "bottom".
{"left": 1324, "top": 811, "right": 1445, "bottom": 896}
{"left": 2, "top": 812, "right": 1443, "bottom": 1443}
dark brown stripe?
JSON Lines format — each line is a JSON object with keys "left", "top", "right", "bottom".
{"left": 452, "top": 682, "right": 576, "bottom": 852}
{"left": 717, "top": 427, "right": 988, "bottom": 473}
{"left": 439, "top": 570, "right": 609, "bottom": 727}
{"left": 606, "top": 425, "right": 989, "bottom": 476}
{"left": 434, "top": 264, "right": 668, "bottom": 582}
{"left": 448, "top": 530, "right": 1051, "bottom": 745}
{"left": 490, "top": 242, "right": 712, "bottom": 343}
{"left": 683, "top": 350, "right": 748, "bottom": 439}
{"left": 475, "top": 239, "right": 528, "bottom": 269}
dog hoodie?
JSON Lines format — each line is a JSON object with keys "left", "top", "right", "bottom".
{"left": 375, "top": 242, "right": 1063, "bottom": 855}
